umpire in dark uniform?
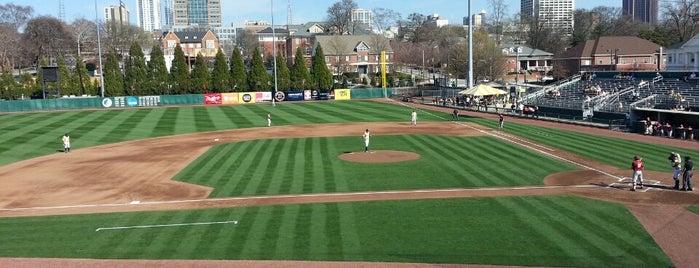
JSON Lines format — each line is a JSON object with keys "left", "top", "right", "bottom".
{"left": 681, "top": 156, "right": 694, "bottom": 191}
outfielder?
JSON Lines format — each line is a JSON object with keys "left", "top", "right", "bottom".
{"left": 668, "top": 152, "right": 682, "bottom": 189}
{"left": 62, "top": 133, "right": 71, "bottom": 153}
{"left": 267, "top": 112, "right": 271, "bottom": 127}
{"left": 363, "top": 129, "right": 371, "bottom": 152}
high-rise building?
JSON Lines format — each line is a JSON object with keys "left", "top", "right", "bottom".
{"left": 104, "top": 2, "right": 130, "bottom": 27}
{"left": 174, "top": 0, "right": 222, "bottom": 27}
{"left": 463, "top": 10, "right": 487, "bottom": 29}
{"left": 351, "top": 9, "right": 373, "bottom": 29}
{"left": 521, "top": 0, "right": 574, "bottom": 35}
{"left": 137, "top": 0, "right": 162, "bottom": 31}
{"left": 622, "top": 0, "right": 658, "bottom": 25}
{"left": 163, "top": 0, "right": 174, "bottom": 29}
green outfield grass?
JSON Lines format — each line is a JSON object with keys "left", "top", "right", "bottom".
{"left": 0, "top": 195, "right": 671, "bottom": 267}
{"left": 175, "top": 135, "right": 576, "bottom": 197}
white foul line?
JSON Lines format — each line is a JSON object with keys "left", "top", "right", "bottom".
{"left": 95, "top": 220, "right": 238, "bottom": 232}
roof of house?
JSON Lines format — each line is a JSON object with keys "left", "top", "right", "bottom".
{"left": 314, "top": 35, "right": 393, "bottom": 55}
{"left": 257, "top": 27, "right": 290, "bottom": 35}
{"left": 163, "top": 31, "right": 214, "bottom": 43}
{"left": 500, "top": 44, "right": 553, "bottom": 58}
{"left": 288, "top": 22, "right": 327, "bottom": 37}
{"left": 560, "top": 36, "right": 661, "bottom": 59}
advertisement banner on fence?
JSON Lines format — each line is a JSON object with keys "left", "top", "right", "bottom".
{"left": 334, "top": 89, "right": 350, "bottom": 100}
{"left": 304, "top": 90, "right": 312, "bottom": 100}
{"left": 204, "top": 93, "right": 222, "bottom": 105}
{"left": 285, "top": 91, "right": 304, "bottom": 101}
{"left": 222, "top": 93, "right": 239, "bottom": 104}
{"left": 256, "top": 91, "right": 272, "bottom": 102}
{"left": 239, "top": 92, "right": 257, "bottom": 104}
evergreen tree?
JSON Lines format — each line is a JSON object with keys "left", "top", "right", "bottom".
{"left": 248, "top": 47, "right": 270, "bottom": 91}
{"left": 147, "top": 45, "right": 169, "bottom": 95}
{"left": 0, "top": 70, "right": 18, "bottom": 100}
{"left": 310, "top": 44, "right": 333, "bottom": 90}
{"left": 229, "top": 47, "right": 248, "bottom": 92}
{"left": 290, "top": 47, "right": 311, "bottom": 90}
{"left": 274, "top": 50, "right": 291, "bottom": 91}
{"left": 34, "top": 58, "right": 47, "bottom": 92}
{"left": 124, "top": 42, "right": 148, "bottom": 96}
{"left": 103, "top": 53, "right": 125, "bottom": 97}
{"left": 56, "top": 55, "right": 73, "bottom": 95}
{"left": 190, "top": 53, "right": 210, "bottom": 94}
{"left": 73, "top": 56, "right": 93, "bottom": 95}
{"left": 19, "top": 72, "right": 34, "bottom": 99}
{"left": 210, "top": 48, "right": 230, "bottom": 92}
{"left": 169, "top": 44, "right": 191, "bottom": 94}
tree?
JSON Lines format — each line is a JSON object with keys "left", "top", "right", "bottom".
{"left": 73, "top": 55, "right": 93, "bottom": 95}
{"left": 310, "top": 44, "right": 332, "bottom": 90}
{"left": 487, "top": 0, "right": 509, "bottom": 42}
{"left": 190, "top": 53, "right": 210, "bottom": 94}
{"left": 103, "top": 53, "right": 125, "bottom": 97}
{"left": 124, "top": 42, "right": 147, "bottom": 95}
{"left": 326, "top": 0, "right": 358, "bottom": 34}
{"left": 248, "top": 47, "right": 270, "bottom": 91}
{"left": 147, "top": 45, "right": 169, "bottom": 95}
{"left": 56, "top": 55, "right": 74, "bottom": 96}
{"left": 274, "top": 51, "right": 291, "bottom": 91}
{"left": 70, "top": 18, "right": 97, "bottom": 57}
{"left": 0, "top": 69, "right": 18, "bottom": 99}
{"left": 0, "top": 3, "right": 33, "bottom": 70}
{"left": 210, "top": 48, "right": 230, "bottom": 92}
{"left": 372, "top": 8, "right": 400, "bottom": 36}
{"left": 19, "top": 72, "right": 34, "bottom": 98}
{"left": 169, "top": 44, "right": 190, "bottom": 94}
{"left": 229, "top": 46, "right": 248, "bottom": 92}
{"left": 290, "top": 47, "right": 311, "bottom": 90}
{"left": 21, "top": 16, "right": 75, "bottom": 66}
{"left": 662, "top": 0, "right": 699, "bottom": 44}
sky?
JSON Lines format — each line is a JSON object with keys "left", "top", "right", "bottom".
{"left": 2, "top": 0, "right": 620, "bottom": 27}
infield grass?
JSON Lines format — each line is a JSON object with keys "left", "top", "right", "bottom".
{"left": 0, "top": 195, "right": 671, "bottom": 267}
{"left": 175, "top": 135, "right": 576, "bottom": 196}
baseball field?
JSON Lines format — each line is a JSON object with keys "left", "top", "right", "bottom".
{"left": 1, "top": 99, "right": 698, "bottom": 267}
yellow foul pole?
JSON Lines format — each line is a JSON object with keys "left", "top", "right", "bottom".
{"left": 381, "top": 50, "right": 387, "bottom": 98}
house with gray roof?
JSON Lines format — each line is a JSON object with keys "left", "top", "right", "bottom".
{"left": 314, "top": 35, "right": 394, "bottom": 77}
{"left": 665, "top": 33, "right": 699, "bottom": 72}
{"left": 556, "top": 36, "right": 664, "bottom": 75}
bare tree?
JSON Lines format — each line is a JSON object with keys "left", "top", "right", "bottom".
{"left": 101, "top": 23, "right": 153, "bottom": 58}
{"left": 487, "top": 0, "right": 509, "bottom": 42}
{"left": 326, "top": 0, "right": 358, "bottom": 35}
{"left": 236, "top": 29, "right": 260, "bottom": 60}
{"left": 21, "top": 16, "right": 75, "bottom": 66}
{"left": 326, "top": 35, "right": 348, "bottom": 80}
{"left": 0, "top": 3, "right": 33, "bottom": 70}
{"left": 372, "top": 8, "right": 400, "bottom": 36}
{"left": 662, "top": 0, "right": 699, "bottom": 44}
{"left": 70, "top": 18, "right": 97, "bottom": 58}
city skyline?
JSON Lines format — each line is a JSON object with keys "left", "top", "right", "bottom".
{"left": 4, "top": 0, "right": 619, "bottom": 28}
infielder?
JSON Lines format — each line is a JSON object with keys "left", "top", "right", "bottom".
{"left": 631, "top": 155, "right": 644, "bottom": 191}
{"left": 668, "top": 152, "right": 682, "bottom": 189}
{"left": 62, "top": 133, "right": 71, "bottom": 153}
{"left": 363, "top": 129, "right": 371, "bottom": 152}
{"left": 411, "top": 110, "right": 417, "bottom": 126}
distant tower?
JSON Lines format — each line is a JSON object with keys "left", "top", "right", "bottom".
{"left": 58, "top": 0, "right": 66, "bottom": 22}
{"left": 287, "top": 0, "right": 292, "bottom": 26}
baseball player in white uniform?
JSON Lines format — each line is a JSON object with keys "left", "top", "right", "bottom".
{"left": 363, "top": 129, "right": 371, "bottom": 152}
{"left": 411, "top": 110, "right": 417, "bottom": 126}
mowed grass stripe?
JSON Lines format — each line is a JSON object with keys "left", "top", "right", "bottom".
{"left": 193, "top": 106, "right": 217, "bottom": 132}
{"left": 265, "top": 139, "right": 295, "bottom": 194}
{"left": 151, "top": 107, "right": 179, "bottom": 137}
{"left": 0, "top": 112, "right": 54, "bottom": 133}
{"left": 402, "top": 135, "right": 477, "bottom": 185}
{"left": 173, "top": 107, "right": 197, "bottom": 134}
{"left": 97, "top": 109, "right": 153, "bottom": 144}
{"left": 278, "top": 138, "right": 301, "bottom": 194}
{"left": 530, "top": 197, "right": 642, "bottom": 263}
{"left": 128, "top": 108, "right": 166, "bottom": 138}
{"left": 492, "top": 197, "right": 599, "bottom": 266}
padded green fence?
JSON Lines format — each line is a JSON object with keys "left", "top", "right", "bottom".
{"left": 350, "top": 88, "right": 393, "bottom": 99}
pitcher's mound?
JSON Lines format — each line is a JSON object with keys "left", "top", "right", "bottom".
{"left": 339, "top": 150, "right": 421, "bottom": 163}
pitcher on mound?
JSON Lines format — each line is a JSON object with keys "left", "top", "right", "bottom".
{"left": 363, "top": 129, "right": 371, "bottom": 152}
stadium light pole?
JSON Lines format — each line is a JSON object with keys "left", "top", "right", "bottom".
{"left": 467, "top": 0, "right": 473, "bottom": 89}
{"left": 271, "top": 0, "right": 278, "bottom": 107}
{"left": 94, "top": 0, "right": 105, "bottom": 98}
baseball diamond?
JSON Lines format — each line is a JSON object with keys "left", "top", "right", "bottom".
{"left": 0, "top": 100, "right": 698, "bottom": 267}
